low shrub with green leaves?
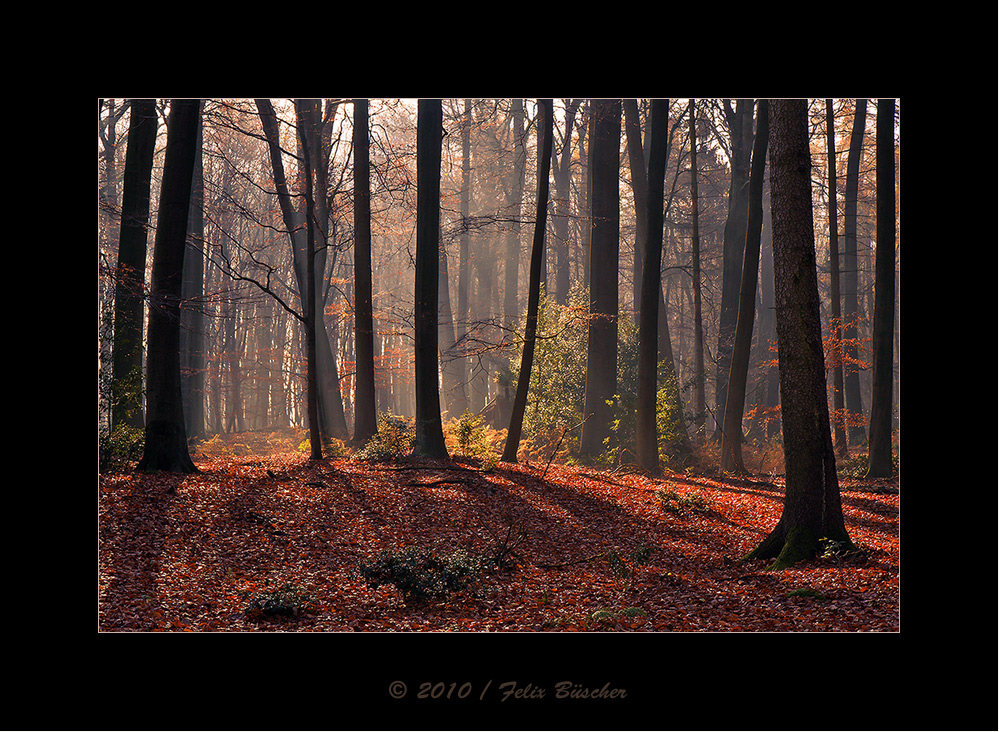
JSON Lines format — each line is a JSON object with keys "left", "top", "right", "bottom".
{"left": 655, "top": 487, "right": 709, "bottom": 515}
{"left": 354, "top": 413, "right": 415, "bottom": 462}
{"left": 99, "top": 424, "right": 145, "bottom": 473}
{"left": 359, "top": 545, "right": 486, "bottom": 605}
{"left": 242, "top": 581, "right": 316, "bottom": 619}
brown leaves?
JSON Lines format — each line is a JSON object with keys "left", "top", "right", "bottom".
{"left": 98, "top": 450, "right": 898, "bottom": 632}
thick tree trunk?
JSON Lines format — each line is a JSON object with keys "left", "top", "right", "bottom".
{"left": 412, "top": 99, "right": 449, "bottom": 459}
{"left": 865, "top": 98, "right": 896, "bottom": 479}
{"left": 579, "top": 100, "right": 620, "bottom": 459}
{"left": 720, "top": 100, "right": 769, "bottom": 474}
{"left": 352, "top": 99, "right": 378, "bottom": 445}
{"left": 503, "top": 99, "right": 553, "bottom": 463}
{"left": 743, "top": 99, "right": 851, "bottom": 570}
{"left": 111, "top": 99, "right": 158, "bottom": 431}
{"left": 138, "top": 100, "right": 201, "bottom": 474}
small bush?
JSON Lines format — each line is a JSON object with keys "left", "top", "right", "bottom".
{"left": 99, "top": 424, "right": 145, "bottom": 473}
{"left": 655, "top": 487, "right": 709, "bottom": 515}
{"left": 359, "top": 545, "right": 486, "bottom": 605}
{"left": 354, "top": 413, "right": 415, "bottom": 462}
{"left": 242, "top": 581, "right": 316, "bottom": 619}
{"left": 452, "top": 409, "right": 489, "bottom": 458}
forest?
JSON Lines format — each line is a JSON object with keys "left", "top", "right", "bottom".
{"left": 97, "top": 98, "right": 899, "bottom": 635}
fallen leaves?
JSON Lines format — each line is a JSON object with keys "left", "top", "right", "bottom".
{"left": 98, "top": 448, "right": 899, "bottom": 632}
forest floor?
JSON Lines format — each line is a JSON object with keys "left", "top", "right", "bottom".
{"left": 97, "top": 429, "right": 899, "bottom": 633}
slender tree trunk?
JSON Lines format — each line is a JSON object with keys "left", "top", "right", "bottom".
{"left": 181, "top": 101, "right": 206, "bottom": 439}
{"left": 138, "top": 99, "right": 201, "bottom": 474}
{"left": 843, "top": 99, "right": 867, "bottom": 445}
{"left": 438, "top": 228, "right": 469, "bottom": 418}
{"left": 296, "top": 99, "right": 324, "bottom": 460}
{"left": 111, "top": 99, "right": 158, "bottom": 431}
{"left": 457, "top": 99, "right": 472, "bottom": 403}
{"left": 720, "top": 99, "right": 769, "bottom": 474}
{"left": 352, "top": 99, "right": 378, "bottom": 444}
{"left": 825, "top": 99, "right": 848, "bottom": 457}
{"left": 412, "top": 99, "right": 449, "bottom": 459}
{"left": 503, "top": 99, "right": 553, "bottom": 462}
{"left": 635, "top": 99, "right": 669, "bottom": 473}
{"left": 689, "top": 99, "right": 707, "bottom": 437}
{"left": 743, "top": 99, "right": 851, "bottom": 570}
{"left": 865, "top": 98, "right": 896, "bottom": 479}
{"left": 552, "top": 99, "right": 579, "bottom": 306}
{"left": 715, "top": 99, "right": 754, "bottom": 438}
{"left": 579, "top": 100, "right": 620, "bottom": 459}
{"left": 504, "top": 99, "right": 527, "bottom": 333}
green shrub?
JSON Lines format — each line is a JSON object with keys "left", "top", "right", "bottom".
{"left": 242, "top": 581, "right": 316, "bottom": 619}
{"left": 354, "top": 413, "right": 415, "bottom": 462}
{"left": 453, "top": 409, "right": 488, "bottom": 458}
{"left": 99, "top": 424, "right": 145, "bottom": 473}
{"left": 359, "top": 545, "right": 486, "bottom": 605}
{"left": 655, "top": 487, "right": 709, "bottom": 515}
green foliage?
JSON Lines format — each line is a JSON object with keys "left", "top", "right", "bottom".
{"left": 655, "top": 487, "right": 709, "bottom": 515}
{"left": 242, "top": 581, "right": 316, "bottom": 619}
{"left": 99, "top": 424, "right": 145, "bottom": 473}
{"left": 354, "top": 413, "right": 415, "bottom": 462}
{"left": 515, "top": 289, "right": 590, "bottom": 457}
{"left": 786, "top": 587, "right": 828, "bottom": 601}
{"left": 359, "top": 545, "right": 486, "bottom": 605}
{"left": 453, "top": 409, "right": 488, "bottom": 458}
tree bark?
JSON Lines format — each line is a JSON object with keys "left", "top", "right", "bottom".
{"left": 720, "top": 99, "right": 769, "bottom": 474}
{"left": 181, "top": 101, "right": 206, "bottom": 439}
{"left": 295, "top": 99, "right": 324, "bottom": 460}
{"left": 503, "top": 99, "right": 554, "bottom": 463}
{"left": 743, "top": 99, "right": 852, "bottom": 570}
{"left": 843, "top": 99, "right": 867, "bottom": 446}
{"left": 825, "top": 99, "right": 848, "bottom": 457}
{"left": 138, "top": 100, "right": 201, "bottom": 474}
{"left": 579, "top": 100, "right": 620, "bottom": 459}
{"left": 689, "top": 99, "right": 707, "bottom": 436}
{"left": 865, "top": 98, "right": 896, "bottom": 478}
{"left": 715, "top": 99, "right": 755, "bottom": 438}
{"left": 352, "top": 99, "right": 378, "bottom": 445}
{"left": 635, "top": 99, "right": 669, "bottom": 473}
{"left": 412, "top": 99, "right": 449, "bottom": 459}
{"left": 111, "top": 99, "right": 158, "bottom": 431}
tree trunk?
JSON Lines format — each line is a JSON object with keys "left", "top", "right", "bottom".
{"left": 503, "top": 99, "right": 554, "bottom": 463}
{"left": 111, "top": 99, "right": 158, "bottom": 431}
{"left": 438, "top": 228, "right": 469, "bottom": 418}
{"left": 825, "top": 99, "right": 848, "bottom": 457}
{"left": 743, "top": 99, "right": 852, "bottom": 570}
{"left": 456, "top": 99, "right": 472, "bottom": 406}
{"left": 579, "top": 100, "right": 620, "bottom": 459}
{"left": 181, "top": 101, "right": 206, "bottom": 439}
{"left": 865, "top": 98, "right": 896, "bottom": 479}
{"left": 352, "top": 99, "right": 378, "bottom": 445}
{"left": 552, "top": 99, "right": 579, "bottom": 306}
{"left": 635, "top": 99, "right": 669, "bottom": 473}
{"left": 412, "top": 99, "right": 449, "bottom": 459}
{"left": 296, "top": 99, "right": 324, "bottom": 459}
{"left": 138, "top": 100, "right": 201, "bottom": 474}
{"left": 689, "top": 99, "right": 707, "bottom": 436}
{"left": 843, "top": 99, "right": 867, "bottom": 445}
{"left": 720, "top": 99, "right": 769, "bottom": 474}
{"left": 715, "top": 99, "right": 755, "bottom": 438}
{"left": 503, "top": 99, "right": 527, "bottom": 333}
